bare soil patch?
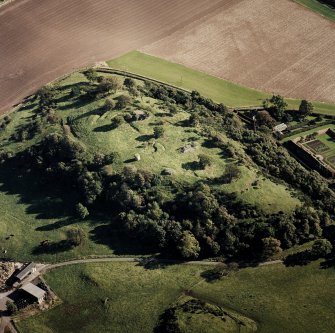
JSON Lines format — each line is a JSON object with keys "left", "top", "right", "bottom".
{"left": 0, "top": 0, "right": 223, "bottom": 113}
{"left": 142, "top": 0, "right": 335, "bottom": 104}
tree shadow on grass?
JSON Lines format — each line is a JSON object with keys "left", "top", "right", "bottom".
{"left": 0, "top": 158, "right": 159, "bottom": 257}
{"left": 0, "top": 159, "right": 75, "bottom": 221}
{"left": 182, "top": 161, "right": 201, "bottom": 171}
{"left": 93, "top": 124, "right": 113, "bottom": 133}
{"left": 17, "top": 100, "right": 38, "bottom": 113}
{"left": 136, "top": 256, "right": 180, "bottom": 270}
{"left": 32, "top": 240, "right": 73, "bottom": 255}
{"left": 283, "top": 251, "right": 312, "bottom": 267}
{"left": 201, "top": 139, "right": 217, "bottom": 149}
{"left": 320, "top": 258, "right": 335, "bottom": 269}
{"left": 35, "top": 217, "right": 77, "bottom": 231}
{"left": 89, "top": 224, "right": 155, "bottom": 256}
{"left": 136, "top": 134, "right": 154, "bottom": 142}
{"left": 174, "top": 119, "right": 190, "bottom": 127}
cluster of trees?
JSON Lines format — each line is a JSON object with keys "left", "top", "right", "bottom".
{"left": 0, "top": 115, "right": 11, "bottom": 130}
{"left": 260, "top": 95, "right": 314, "bottom": 126}
{"left": 155, "top": 297, "right": 245, "bottom": 333}
{"left": 318, "top": 0, "right": 335, "bottom": 8}
{"left": 3, "top": 75, "right": 335, "bottom": 261}
{"left": 9, "top": 86, "right": 61, "bottom": 143}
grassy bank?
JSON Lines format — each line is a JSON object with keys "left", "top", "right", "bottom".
{"left": 107, "top": 51, "right": 335, "bottom": 115}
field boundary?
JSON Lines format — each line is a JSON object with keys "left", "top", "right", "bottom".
{"left": 293, "top": 0, "right": 335, "bottom": 21}
{"left": 96, "top": 67, "right": 191, "bottom": 95}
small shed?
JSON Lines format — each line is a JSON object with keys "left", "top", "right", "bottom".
{"left": 273, "top": 123, "right": 288, "bottom": 134}
{"left": 20, "top": 283, "right": 46, "bottom": 304}
{"left": 15, "top": 263, "right": 36, "bottom": 282}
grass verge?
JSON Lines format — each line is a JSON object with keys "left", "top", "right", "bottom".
{"left": 294, "top": 0, "right": 335, "bottom": 21}
{"left": 107, "top": 51, "right": 335, "bottom": 115}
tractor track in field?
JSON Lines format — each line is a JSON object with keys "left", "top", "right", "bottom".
{"left": 0, "top": 0, "right": 223, "bottom": 114}
{"left": 142, "top": 0, "right": 335, "bottom": 104}
{"left": 1, "top": 0, "right": 335, "bottom": 116}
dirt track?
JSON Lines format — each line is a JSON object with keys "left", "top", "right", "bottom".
{"left": 142, "top": 0, "right": 335, "bottom": 104}
{"left": 0, "top": 0, "right": 223, "bottom": 113}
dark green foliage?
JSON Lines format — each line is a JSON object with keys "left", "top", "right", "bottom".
{"left": 6, "top": 300, "right": 18, "bottom": 315}
{"left": 177, "top": 231, "right": 200, "bottom": 259}
{"left": 82, "top": 77, "right": 121, "bottom": 100}
{"left": 84, "top": 68, "right": 98, "bottom": 82}
{"left": 261, "top": 237, "right": 282, "bottom": 258}
{"left": 102, "top": 99, "right": 115, "bottom": 112}
{"left": 115, "top": 95, "right": 131, "bottom": 110}
{"left": 222, "top": 163, "right": 241, "bottom": 183}
{"left": 257, "top": 110, "right": 276, "bottom": 128}
{"left": 198, "top": 154, "right": 212, "bottom": 169}
{"left": 169, "top": 104, "right": 179, "bottom": 115}
{"left": 263, "top": 94, "right": 288, "bottom": 121}
{"left": 97, "top": 77, "right": 120, "bottom": 96}
{"left": 67, "top": 228, "right": 85, "bottom": 247}
{"left": 155, "top": 298, "right": 235, "bottom": 333}
{"left": 299, "top": 100, "right": 314, "bottom": 118}
{"left": 153, "top": 126, "right": 165, "bottom": 139}
{"left": 311, "top": 239, "right": 333, "bottom": 258}
{"left": 36, "top": 86, "right": 56, "bottom": 109}
{"left": 112, "top": 115, "right": 124, "bottom": 128}
{"left": 75, "top": 203, "right": 89, "bottom": 219}
{"left": 124, "top": 77, "right": 136, "bottom": 89}
{"left": 154, "top": 308, "right": 181, "bottom": 333}
{"left": 200, "top": 263, "right": 237, "bottom": 282}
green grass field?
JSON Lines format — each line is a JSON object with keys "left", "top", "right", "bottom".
{"left": 107, "top": 51, "right": 335, "bottom": 115}
{"left": 294, "top": 0, "right": 335, "bottom": 21}
{"left": 17, "top": 261, "right": 335, "bottom": 333}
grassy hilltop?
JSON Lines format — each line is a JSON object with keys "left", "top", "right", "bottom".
{"left": 0, "top": 69, "right": 304, "bottom": 262}
{"left": 1, "top": 63, "right": 335, "bottom": 333}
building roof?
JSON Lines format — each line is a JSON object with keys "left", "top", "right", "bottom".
{"left": 21, "top": 283, "right": 46, "bottom": 299}
{"left": 274, "top": 123, "right": 288, "bottom": 132}
{"left": 16, "top": 263, "right": 35, "bottom": 280}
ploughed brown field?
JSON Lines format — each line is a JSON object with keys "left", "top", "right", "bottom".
{"left": 0, "top": 0, "right": 335, "bottom": 114}
{"left": 142, "top": 0, "right": 335, "bottom": 104}
{"left": 0, "top": 0, "right": 223, "bottom": 113}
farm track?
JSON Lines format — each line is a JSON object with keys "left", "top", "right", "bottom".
{"left": 42, "top": 257, "right": 283, "bottom": 272}
{"left": 142, "top": 0, "right": 335, "bottom": 104}
{"left": 0, "top": 0, "right": 223, "bottom": 114}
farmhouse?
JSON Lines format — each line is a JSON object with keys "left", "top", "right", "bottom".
{"left": 15, "top": 263, "right": 36, "bottom": 282}
{"left": 20, "top": 283, "right": 46, "bottom": 304}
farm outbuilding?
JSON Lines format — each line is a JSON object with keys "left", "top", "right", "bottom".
{"left": 15, "top": 263, "right": 36, "bottom": 282}
{"left": 273, "top": 123, "right": 288, "bottom": 135}
{"left": 20, "top": 283, "right": 46, "bottom": 304}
